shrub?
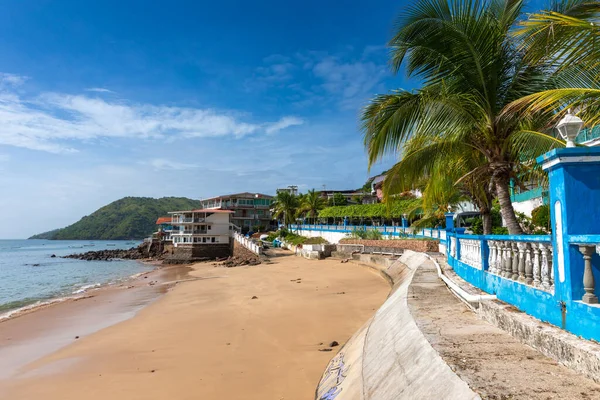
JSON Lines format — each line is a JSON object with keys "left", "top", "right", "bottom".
{"left": 531, "top": 205, "right": 550, "bottom": 231}
{"left": 347, "top": 228, "right": 383, "bottom": 240}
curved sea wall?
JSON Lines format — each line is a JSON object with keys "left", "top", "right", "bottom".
{"left": 315, "top": 251, "right": 479, "bottom": 400}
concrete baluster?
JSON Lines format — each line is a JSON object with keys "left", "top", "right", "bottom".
{"left": 540, "top": 243, "right": 551, "bottom": 288}
{"left": 532, "top": 244, "right": 541, "bottom": 286}
{"left": 517, "top": 242, "right": 526, "bottom": 282}
{"left": 511, "top": 242, "right": 520, "bottom": 280}
{"left": 578, "top": 245, "right": 599, "bottom": 304}
{"left": 488, "top": 241, "right": 496, "bottom": 274}
{"left": 525, "top": 243, "right": 534, "bottom": 285}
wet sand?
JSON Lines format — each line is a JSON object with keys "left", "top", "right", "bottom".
{"left": 0, "top": 251, "right": 389, "bottom": 400}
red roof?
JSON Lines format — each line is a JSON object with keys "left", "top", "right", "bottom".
{"left": 156, "top": 217, "right": 172, "bottom": 225}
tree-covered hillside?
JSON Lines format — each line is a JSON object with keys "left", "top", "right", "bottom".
{"left": 29, "top": 197, "right": 201, "bottom": 240}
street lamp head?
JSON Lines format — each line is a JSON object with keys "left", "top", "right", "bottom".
{"left": 556, "top": 111, "right": 584, "bottom": 148}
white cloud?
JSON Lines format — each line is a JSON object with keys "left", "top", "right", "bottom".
{"left": 265, "top": 116, "right": 304, "bottom": 134}
{"left": 312, "top": 57, "right": 387, "bottom": 109}
{"left": 144, "top": 159, "right": 199, "bottom": 171}
{"left": 0, "top": 73, "right": 28, "bottom": 87}
{"left": 85, "top": 87, "right": 114, "bottom": 93}
{"left": 0, "top": 78, "right": 302, "bottom": 153}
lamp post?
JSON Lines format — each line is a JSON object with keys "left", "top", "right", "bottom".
{"left": 556, "top": 110, "right": 584, "bottom": 148}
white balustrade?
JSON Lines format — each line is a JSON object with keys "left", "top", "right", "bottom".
{"left": 458, "top": 238, "right": 482, "bottom": 269}
{"left": 485, "top": 239, "right": 554, "bottom": 293}
{"left": 234, "top": 232, "right": 262, "bottom": 255}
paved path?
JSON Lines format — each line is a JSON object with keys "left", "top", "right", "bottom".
{"left": 408, "top": 261, "right": 600, "bottom": 400}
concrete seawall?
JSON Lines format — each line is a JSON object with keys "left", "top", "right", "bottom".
{"left": 316, "top": 251, "right": 479, "bottom": 400}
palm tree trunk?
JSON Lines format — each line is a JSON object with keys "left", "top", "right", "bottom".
{"left": 481, "top": 211, "right": 492, "bottom": 235}
{"left": 495, "top": 177, "right": 523, "bottom": 235}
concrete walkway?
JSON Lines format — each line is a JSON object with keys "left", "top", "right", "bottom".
{"left": 409, "top": 260, "right": 600, "bottom": 399}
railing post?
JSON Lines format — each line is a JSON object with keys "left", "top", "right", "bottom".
{"left": 578, "top": 245, "right": 598, "bottom": 304}
{"left": 481, "top": 239, "right": 489, "bottom": 271}
{"left": 538, "top": 147, "right": 600, "bottom": 303}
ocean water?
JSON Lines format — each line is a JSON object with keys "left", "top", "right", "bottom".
{"left": 0, "top": 239, "right": 153, "bottom": 315}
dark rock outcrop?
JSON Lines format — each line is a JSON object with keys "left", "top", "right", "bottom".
{"left": 63, "top": 243, "right": 164, "bottom": 261}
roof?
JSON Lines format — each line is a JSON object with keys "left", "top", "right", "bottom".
{"left": 156, "top": 217, "right": 172, "bottom": 225}
{"left": 167, "top": 209, "right": 235, "bottom": 214}
{"left": 201, "top": 192, "right": 274, "bottom": 201}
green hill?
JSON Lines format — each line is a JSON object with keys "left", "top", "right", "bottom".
{"left": 29, "top": 196, "right": 201, "bottom": 240}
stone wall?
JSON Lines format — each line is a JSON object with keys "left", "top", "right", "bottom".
{"left": 164, "top": 243, "right": 232, "bottom": 264}
{"left": 339, "top": 239, "right": 439, "bottom": 253}
{"left": 233, "top": 240, "right": 260, "bottom": 263}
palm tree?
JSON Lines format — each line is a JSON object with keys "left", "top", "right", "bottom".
{"left": 299, "top": 189, "right": 326, "bottom": 223}
{"left": 509, "top": 0, "right": 600, "bottom": 126}
{"left": 271, "top": 191, "right": 299, "bottom": 226}
{"left": 383, "top": 136, "right": 496, "bottom": 233}
{"left": 362, "top": 0, "right": 566, "bottom": 234}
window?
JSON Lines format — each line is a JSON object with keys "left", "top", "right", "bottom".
{"left": 211, "top": 237, "right": 216, "bottom": 243}
{"left": 202, "top": 237, "right": 207, "bottom": 243}
{"left": 208, "top": 225, "right": 211, "bottom": 230}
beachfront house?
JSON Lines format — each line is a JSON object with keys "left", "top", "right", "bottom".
{"left": 169, "top": 209, "right": 233, "bottom": 245}
{"left": 200, "top": 192, "right": 275, "bottom": 232}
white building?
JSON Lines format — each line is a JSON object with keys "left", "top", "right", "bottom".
{"left": 168, "top": 209, "right": 234, "bottom": 246}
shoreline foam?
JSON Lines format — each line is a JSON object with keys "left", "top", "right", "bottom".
{"left": 0, "top": 259, "right": 160, "bottom": 323}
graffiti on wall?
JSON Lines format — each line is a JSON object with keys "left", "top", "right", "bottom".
{"left": 318, "top": 352, "right": 349, "bottom": 400}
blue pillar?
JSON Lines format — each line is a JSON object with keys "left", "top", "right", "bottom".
{"left": 401, "top": 217, "right": 408, "bottom": 228}
{"left": 538, "top": 148, "right": 600, "bottom": 303}
{"left": 445, "top": 213, "right": 454, "bottom": 232}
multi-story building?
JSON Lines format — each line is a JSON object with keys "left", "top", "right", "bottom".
{"left": 168, "top": 209, "right": 233, "bottom": 245}
{"left": 166, "top": 209, "right": 234, "bottom": 260}
{"left": 200, "top": 192, "right": 275, "bottom": 231}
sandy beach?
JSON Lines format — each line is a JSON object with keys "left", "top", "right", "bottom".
{"left": 0, "top": 251, "right": 389, "bottom": 400}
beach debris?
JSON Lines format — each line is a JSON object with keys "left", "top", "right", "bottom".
{"left": 251, "top": 296, "right": 258, "bottom": 299}
{"left": 340, "top": 259, "right": 349, "bottom": 263}
{"left": 151, "top": 369, "right": 156, "bottom": 373}
{"left": 226, "top": 343, "right": 231, "bottom": 346}
{"left": 329, "top": 341, "right": 339, "bottom": 347}
{"left": 75, "top": 336, "right": 80, "bottom": 339}
{"left": 318, "top": 348, "right": 333, "bottom": 352}
{"left": 336, "top": 292, "right": 346, "bottom": 295}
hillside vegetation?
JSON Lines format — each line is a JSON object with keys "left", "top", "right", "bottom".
{"left": 29, "top": 197, "right": 201, "bottom": 240}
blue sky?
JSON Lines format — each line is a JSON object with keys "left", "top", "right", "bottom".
{"left": 0, "top": 0, "right": 546, "bottom": 238}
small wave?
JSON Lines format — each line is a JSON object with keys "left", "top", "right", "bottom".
{"left": 72, "top": 283, "right": 101, "bottom": 294}
{"left": 0, "top": 296, "right": 80, "bottom": 321}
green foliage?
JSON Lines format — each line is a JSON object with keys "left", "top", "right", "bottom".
{"left": 348, "top": 228, "right": 382, "bottom": 240}
{"left": 470, "top": 207, "right": 503, "bottom": 235}
{"left": 298, "top": 189, "right": 326, "bottom": 220}
{"left": 319, "top": 198, "right": 421, "bottom": 219}
{"left": 327, "top": 193, "right": 348, "bottom": 206}
{"left": 271, "top": 191, "right": 300, "bottom": 225}
{"left": 29, "top": 197, "right": 201, "bottom": 240}
{"left": 531, "top": 204, "right": 551, "bottom": 230}
{"left": 275, "top": 229, "right": 328, "bottom": 245}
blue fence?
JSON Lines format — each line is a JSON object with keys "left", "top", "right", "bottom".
{"left": 293, "top": 222, "right": 600, "bottom": 342}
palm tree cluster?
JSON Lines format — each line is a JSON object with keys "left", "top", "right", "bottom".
{"left": 362, "top": 0, "right": 599, "bottom": 234}
{"left": 271, "top": 189, "right": 326, "bottom": 226}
